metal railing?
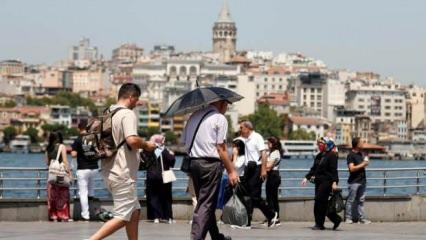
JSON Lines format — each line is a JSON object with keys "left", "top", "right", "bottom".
{"left": 0, "top": 167, "right": 425, "bottom": 199}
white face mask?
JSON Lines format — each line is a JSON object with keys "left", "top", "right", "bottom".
{"left": 154, "top": 146, "right": 164, "bottom": 158}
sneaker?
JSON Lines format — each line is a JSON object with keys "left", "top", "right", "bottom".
{"left": 333, "top": 218, "right": 342, "bottom": 230}
{"left": 344, "top": 219, "right": 353, "bottom": 224}
{"left": 268, "top": 212, "right": 278, "bottom": 228}
{"left": 153, "top": 218, "right": 160, "bottom": 224}
{"left": 219, "top": 234, "right": 232, "bottom": 240}
{"left": 275, "top": 219, "right": 281, "bottom": 226}
{"left": 359, "top": 219, "right": 372, "bottom": 224}
{"left": 168, "top": 218, "right": 175, "bottom": 224}
{"left": 311, "top": 225, "right": 325, "bottom": 230}
{"left": 188, "top": 220, "right": 193, "bottom": 225}
{"left": 230, "top": 225, "right": 251, "bottom": 230}
{"left": 217, "top": 220, "right": 224, "bottom": 225}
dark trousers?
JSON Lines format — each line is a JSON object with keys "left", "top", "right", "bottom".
{"left": 314, "top": 180, "right": 341, "bottom": 227}
{"left": 190, "top": 158, "right": 224, "bottom": 240}
{"left": 244, "top": 163, "right": 275, "bottom": 226}
{"left": 146, "top": 179, "right": 173, "bottom": 220}
{"left": 266, "top": 170, "right": 281, "bottom": 218}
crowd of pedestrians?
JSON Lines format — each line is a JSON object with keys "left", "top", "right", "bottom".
{"left": 44, "top": 83, "right": 372, "bottom": 240}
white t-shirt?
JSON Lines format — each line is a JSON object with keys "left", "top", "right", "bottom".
{"left": 268, "top": 150, "right": 281, "bottom": 171}
{"left": 237, "top": 131, "right": 266, "bottom": 166}
{"left": 234, "top": 155, "right": 246, "bottom": 176}
{"left": 101, "top": 104, "right": 139, "bottom": 184}
{"left": 181, "top": 105, "right": 228, "bottom": 159}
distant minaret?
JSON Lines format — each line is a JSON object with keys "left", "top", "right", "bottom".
{"left": 213, "top": 1, "right": 237, "bottom": 63}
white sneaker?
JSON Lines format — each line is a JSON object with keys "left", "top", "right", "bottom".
{"left": 268, "top": 212, "right": 278, "bottom": 228}
{"left": 359, "top": 219, "right": 372, "bottom": 224}
{"left": 217, "top": 220, "right": 224, "bottom": 225}
{"left": 153, "top": 218, "right": 159, "bottom": 224}
{"left": 188, "top": 220, "right": 193, "bottom": 225}
{"left": 345, "top": 219, "right": 353, "bottom": 224}
{"left": 230, "top": 225, "right": 251, "bottom": 230}
{"left": 168, "top": 218, "right": 175, "bottom": 224}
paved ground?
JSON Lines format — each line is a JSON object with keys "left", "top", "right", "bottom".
{"left": 0, "top": 221, "right": 425, "bottom": 240}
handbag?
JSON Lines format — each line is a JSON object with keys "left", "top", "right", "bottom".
{"left": 48, "top": 144, "right": 71, "bottom": 187}
{"left": 160, "top": 152, "right": 176, "bottom": 183}
{"left": 327, "top": 188, "right": 345, "bottom": 214}
{"left": 180, "top": 110, "right": 215, "bottom": 173}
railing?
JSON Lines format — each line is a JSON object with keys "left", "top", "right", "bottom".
{"left": 0, "top": 167, "right": 425, "bottom": 199}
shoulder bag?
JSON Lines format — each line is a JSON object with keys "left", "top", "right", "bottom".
{"left": 180, "top": 110, "right": 215, "bottom": 173}
{"left": 48, "top": 144, "right": 71, "bottom": 187}
{"left": 160, "top": 150, "right": 177, "bottom": 183}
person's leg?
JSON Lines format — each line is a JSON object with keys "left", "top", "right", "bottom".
{"left": 77, "top": 169, "right": 90, "bottom": 220}
{"left": 357, "top": 183, "right": 367, "bottom": 221}
{"left": 345, "top": 183, "right": 358, "bottom": 221}
{"left": 271, "top": 172, "right": 281, "bottom": 219}
{"left": 251, "top": 167, "right": 275, "bottom": 222}
{"left": 164, "top": 182, "right": 174, "bottom": 221}
{"left": 125, "top": 209, "right": 140, "bottom": 240}
{"left": 88, "top": 169, "right": 97, "bottom": 197}
{"left": 314, "top": 181, "right": 331, "bottom": 227}
{"left": 89, "top": 217, "right": 127, "bottom": 240}
{"left": 190, "top": 160, "right": 223, "bottom": 240}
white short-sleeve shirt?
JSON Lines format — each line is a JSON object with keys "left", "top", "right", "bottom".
{"left": 268, "top": 149, "right": 281, "bottom": 171}
{"left": 181, "top": 105, "right": 228, "bottom": 159}
{"left": 237, "top": 131, "right": 266, "bottom": 166}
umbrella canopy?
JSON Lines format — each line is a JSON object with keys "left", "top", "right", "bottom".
{"left": 164, "top": 87, "right": 243, "bottom": 117}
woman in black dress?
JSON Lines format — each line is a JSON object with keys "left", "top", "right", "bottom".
{"left": 301, "top": 137, "right": 342, "bottom": 230}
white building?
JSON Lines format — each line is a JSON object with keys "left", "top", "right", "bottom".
{"left": 49, "top": 105, "right": 71, "bottom": 127}
{"left": 69, "top": 38, "right": 99, "bottom": 64}
{"left": 405, "top": 85, "right": 425, "bottom": 129}
{"left": 295, "top": 72, "right": 327, "bottom": 117}
{"left": 345, "top": 85, "right": 406, "bottom": 122}
{"left": 288, "top": 116, "right": 331, "bottom": 139}
{"left": 253, "top": 72, "right": 289, "bottom": 98}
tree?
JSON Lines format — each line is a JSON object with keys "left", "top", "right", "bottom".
{"left": 288, "top": 128, "right": 316, "bottom": 140}
{"left": 24, "top": 127, "right": 40, "bottom": 143}
{"left": 41, "top": 124, "right": 78, "bottom": 139}
{"left": 164, "top": 131, "right": 178, "bottom": 145}
{"left": 0, "top": 100, "right": 16, "bottom": 108}
{"left": 225, "top": 115, "right": 237, "bottom": 143}
{"left": 138, "top": 127, "right": 161, "bottom": 139}
{"left": 3, "top": 126, "right": 17, "bottom": 144}
{"left": 247, "top": 103, "right": 283, "bottom": 138}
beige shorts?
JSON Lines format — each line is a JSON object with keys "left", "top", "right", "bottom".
{"left": 106, "top": 180, "right": 141, "bottom": 221}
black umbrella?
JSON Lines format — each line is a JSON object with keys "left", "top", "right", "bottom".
{"left": 164, "top": 86, "right": 244, "bottom": 117}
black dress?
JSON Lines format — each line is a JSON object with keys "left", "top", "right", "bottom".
{"left": 305, "top": 150, "right": 341, "bottom": 228}
{"left": 146, "top": 148, "right": 176, "bottom": 220}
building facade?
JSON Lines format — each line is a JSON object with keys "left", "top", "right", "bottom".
{"left": 212, "top": 2, "right": 237, "bottom": 63}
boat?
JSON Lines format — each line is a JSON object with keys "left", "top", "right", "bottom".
{"left": 280, "top": 140, "right": 317, "bottom": 158}
{"left": 9, "top": 135, "right": 31, "bottom": 154}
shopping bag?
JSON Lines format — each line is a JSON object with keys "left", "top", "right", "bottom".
{"left": 222, "top": 191, "right": 248, "bottom": 226}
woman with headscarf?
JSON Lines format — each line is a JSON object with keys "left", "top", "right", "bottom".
{"left": 145, "top": 134, "right": 176, "bottom": 224}
{"left": 301, "top": 136, "right": 342, "bottom": 230}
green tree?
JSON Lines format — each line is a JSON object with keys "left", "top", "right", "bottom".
{"left": 138, "top": 127, "right": 161, "bottom": 139}
{"left": 248, "top": 104, "right": 283, "bottom": 138}
{"left": 41, "top": 124, "right": 78, "bottom": 139}
{"left": 0, "top": 100, "right": 16, "bottom": 108}
{"left": 225, "top": 115, "right": 237, "bottom": 143}
{"left": 164, "top": 131, "right": 178, "bottom": 145}
{"left": 288, "top": 128, "right": 316, "bottom": 140}
{"left": 3, "top": 126, "right": 17, "bottom": 144}
{"left": 24, "top": 127, "right": 40, "bottom": 143}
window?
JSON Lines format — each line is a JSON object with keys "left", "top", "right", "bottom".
{"left": 256, "top": 84, "right": 259, "bottom": 89}
{"left": 317, "top": 96, "right": 322, "bottom": 100}
{"left": 264, "top": 78, "right": 268, "bottom": 82}
{"left": 358, "top": 98, "right": 365, "bottom": 102}
{"left": 385, "top": 106, "right": 391, "bottom": 110}
{"left": 311, "top": 95, "right": 315, "bottom": 100}
{"left": 385, "top": 112, "right": 391, "bottom": 117}
{"left": 385, "top": 99, "right": 391, "bottom": 103}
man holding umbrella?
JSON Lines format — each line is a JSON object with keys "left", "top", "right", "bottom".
{"left": 167, "top": 86, "right": 241, "bottom": 240}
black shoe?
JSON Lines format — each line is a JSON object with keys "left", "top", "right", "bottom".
{"left": 218, "top": 233, "right": 232, "bottom": 240}
{"left": 333, "top": 218, "right": 342, "bottom": 230}
{"left": 311, "top": 225, "right": 325, "bottom": 230}
{"left": 268, "top": 212, "right": 278, "bottom": 227}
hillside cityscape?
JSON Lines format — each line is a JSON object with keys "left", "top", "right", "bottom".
{"left": 1, "top": 3, "right": 425, "bottom": 159}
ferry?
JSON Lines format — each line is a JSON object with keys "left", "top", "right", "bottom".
{"left": 9, "top": 135, "right": 31, "bottom": 154}
{"left": 280, "top": 140, "right": 317, "bottom": 158}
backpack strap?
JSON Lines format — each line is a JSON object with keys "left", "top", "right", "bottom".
{"left": 105, "top": 106, "right": 128, "bottom": 150}
{"left": 187, "top": 110, "right": 215, "bottom": 156}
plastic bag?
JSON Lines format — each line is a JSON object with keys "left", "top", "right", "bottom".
{"left": 222, "top": 192, "right": 248, "bottom": 227}
{"left": 328, "top": 189, "right": 345, "bottom": 214}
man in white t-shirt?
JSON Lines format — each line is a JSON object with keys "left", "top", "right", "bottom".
{"left": 89, "top": 83, "right": 156, "bottom": 240}
{"left": 182, "top": 100, "right": 239, "bottom": 240}
{"left": 237, "top": 120, "right": 277, "bottom": 228}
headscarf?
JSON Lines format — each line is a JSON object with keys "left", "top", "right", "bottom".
{"left": 317, "top": 136, "right": 337, "bottom": 152}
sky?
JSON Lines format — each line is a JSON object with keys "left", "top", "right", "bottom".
{"left": 1, "top": 0, "right": 425, "bottom": 85}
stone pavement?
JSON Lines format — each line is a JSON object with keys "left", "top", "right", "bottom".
{"left": 0, "top": 221, "right": 425, "bottom": 240}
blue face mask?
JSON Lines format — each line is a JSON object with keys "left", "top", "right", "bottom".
{"left": 154, "top": 146, "right": 163, "bottom": 158}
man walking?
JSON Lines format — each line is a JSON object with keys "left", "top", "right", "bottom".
{"left": 89, "top": 83, "right": 156, "bottom": 240}
{"left": 238, "top": 120, "right": 278, "bottom": 227}
{"left": 182, "top": 100, "right": 239, "bottom": 240}
{"left": 345, "top": 137, "right": 371, "bottom": 224}
{"left": 71, "top": 122, "right": 99, "bottom": 221}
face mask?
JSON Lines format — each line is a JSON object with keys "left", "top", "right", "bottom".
{"left": 154, "top": 146, "right": 163, "bottom": 158}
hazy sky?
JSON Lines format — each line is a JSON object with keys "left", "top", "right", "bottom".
{"left": 1, "top": 0, "right": 425, "bottom": 85}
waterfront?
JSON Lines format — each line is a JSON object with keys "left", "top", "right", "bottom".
{"left": 0, "top": 153, "right": 425, "bottom": 199}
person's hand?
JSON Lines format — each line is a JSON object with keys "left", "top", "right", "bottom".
{"left": 332, "top": 182, "right": 338, "bottom": 192}
{"left": 232, "top": 147, "right": 238, "bottom": 157}
{"left": 301, "top": 178, "right": 308, "bottom": 187}
{"left": 228, "top": 170, "right": 240, "bottom": 186}
{"left": 260, "top": 167, "right": 267, "bottom": 181}
{"left": 363, "top": 160, "right": 369, "bottom": 167}
{"left": 143, "top": 141, "right": 157, "bottom": 151}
